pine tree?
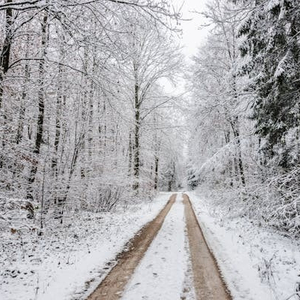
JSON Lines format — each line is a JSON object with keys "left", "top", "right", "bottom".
{"left": 238, "top": 0, "right": 300, "bottom": 169}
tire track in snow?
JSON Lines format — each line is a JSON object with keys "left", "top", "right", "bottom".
{"left": 87, "top": 193, "right": 232, "bottom": 300}
{"left": 86, "top": 194, "right": 176, "bottom": 300}
{"left": 183, "top": 194, "right": 232, "bottom": 300}
{"left": 122, "top": 193, "right": 188, "bottom": 300}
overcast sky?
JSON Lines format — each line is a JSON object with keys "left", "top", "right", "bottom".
{"left": 174, "top": 0, "right": 210, "bottom": 57}
{"left": 160, "top": 1, "right": 210, "bottom": 94}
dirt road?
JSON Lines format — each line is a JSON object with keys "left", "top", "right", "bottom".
{"left": 183, "top": 194, "right": 231, "bottom": 300}
{"left": 87, "top": 194, "right": 176, "bottom": 300}
{"left": 86, "top": 193, "right": 231, "bottom": 300}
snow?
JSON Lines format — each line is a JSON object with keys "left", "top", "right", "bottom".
{"left": 2, "top": 190, "right": 299, "bottom": 300}
{"left": 122, "top": 193, "right": 196, "bottom": 300}
{"left": 266, "top": 0, "right": 280, "bottom": 11}
{"left": 187, "top": 190, "right": 300, "bottom": 300}
{"left": 0, "top": 193, "right": 170, "bottom": 300}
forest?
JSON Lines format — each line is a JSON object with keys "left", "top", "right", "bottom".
{"left": 0, "top": 0, "right": 300, "bottom": 299}
{"left": 0, "top": 0, "right": 184, "bottom": 225}
{"left": 187, "top": 0, "right": 300, "bottom": 238}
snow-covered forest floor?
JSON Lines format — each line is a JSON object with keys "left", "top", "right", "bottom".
{"left": 1, "top": 191, "right": 299, "bottom": 300}
{"left": 188, "top": 190, "right": 300, "bottom": 300}
{"left": 0, "top": 194, "right": 169, "bottom": 300}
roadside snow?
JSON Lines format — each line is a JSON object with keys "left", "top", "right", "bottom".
{"left": 122, "top": 194, "right": 195, "bottom": 300}
{"left": 0, "top": 193, "right": 170, "bottom": 300}
{"left": 187, "top": 190, "right": 300, "bottom": 300}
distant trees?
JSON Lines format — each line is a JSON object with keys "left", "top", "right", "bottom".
{"left": 118, "top": 16, "right": 182, "bottom": 191}
{"left": 187, "top": 0, "right": 249, "bottom": 189}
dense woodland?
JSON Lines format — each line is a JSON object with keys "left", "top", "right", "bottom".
{"left": 0, "top": 0, "right": 184, "bottom": 226}
{"left": 187, "top": 0, "right": 300, "bottom": 237}
{"left": 0, "top": 0, "right": 300, "bottom": 238}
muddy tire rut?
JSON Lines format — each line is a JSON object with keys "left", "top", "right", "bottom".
{"left": 86, "top": 193, "right": 231, "bottom": 300}
{"left": 183, "top": 194, "right": 231, "bottom": 300}
{"left": 87, "top": 194, "right": 176, "bottom": 300}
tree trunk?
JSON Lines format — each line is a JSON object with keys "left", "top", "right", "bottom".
{"left": 224, "top": 130, "right": 233, "bottom": 187}
{"left": 0, "top": 0, "right": 13, "bottom": 169}
{"left": 231, "top": 73, "right": 246, "bottom": 187}
{"left": 0, "top": 0, "right": 13, "bottom": 109}
{"left": 56, "top": 132, "right": 84, "bottom": 223}
{"left": 50, "top": 64, "right": 63, "bottom": 208}
{"left": 231, "top": 117, "right": 246, "bottom": 186}
{"left": 16, "top": 61, "right": 29, "bottom": 144}
{"left": 154, "top": 155, "right": 159, "bottom": 190}
{"left": 133, "top": 66, "right": 140, "bottom": 191}
{"left": 128, "top": 132, "right": 132, "bottom": 176}
{"left": 51, "top": 62, "right": 64, "bottom": 179}
{"left": 168, "top": 174, "right": 173, "bottom": 192}
{"left": 12, "top": 43, "right": 30, "bottom": 179}
{"left": 27, "top": 11, "right": 48, "bottom": 199}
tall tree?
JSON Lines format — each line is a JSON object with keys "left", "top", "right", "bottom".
{"left": 118, "top": 15, "right": 182, "bottom": 192}
{"left": 237, "top": 0, "right": 300, "bottom": 169}
{"left": 187, "top": 0, "right": 249, "bottom": 188}
{"left": 0, "top": 0, "right": 12, "bottom": 109}
{"left": 26, "top": 9, "right": 49, "bottom": 199}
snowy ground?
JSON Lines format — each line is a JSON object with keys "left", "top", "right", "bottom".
{"left": 2, "top": 190, "right": 299, "bottom": 300}
{"left": 0, "top": 193, "right": 170, "bottom": 300}
{"left": 187, "top": 190, "right": 300, "bottom": 300}
{"left": 122, "top": 193, "right": 196, "bottom": 300}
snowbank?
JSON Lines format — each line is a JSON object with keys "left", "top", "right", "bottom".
{"left": 187, "top": 190, "right": 300, "bottom": 300}
{"left": 0, "top": 193, "right": 170, "bottom": 300}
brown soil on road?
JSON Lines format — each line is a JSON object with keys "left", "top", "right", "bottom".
{"left": 183, "top": 194, "right": 232, "bottom": 300}
{"left": 86, "top": 194, "right": 176, "bottom": 300}
{"left": 87, "top": 193, "right": 231, "bottom": 300}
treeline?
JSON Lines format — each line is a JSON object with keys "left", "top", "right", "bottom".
{"left": 0, "top": 0, "right": 183, "bottom": 223}
{"left": 187, "top": 0, "right": 300, "bottom": 237}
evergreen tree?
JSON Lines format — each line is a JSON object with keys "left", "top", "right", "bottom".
{"left": 238, "top": 0, "right": 300, "bottom": 169}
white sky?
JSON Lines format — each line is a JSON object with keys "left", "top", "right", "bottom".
{"left": 160, "top": 0, "right": 210, "bottom": 94}
{"left": 173, "top": 0, "right": 210, "bottom": 57}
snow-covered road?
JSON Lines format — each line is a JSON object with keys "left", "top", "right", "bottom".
{"left": 122, "top": 194, "right": 193, "bottom": 300}
{"left": 89, "top": 193, "right": 229, "bottom": 300}
{"left": 2, "top": 191, "right": 299, "bottom": 300}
